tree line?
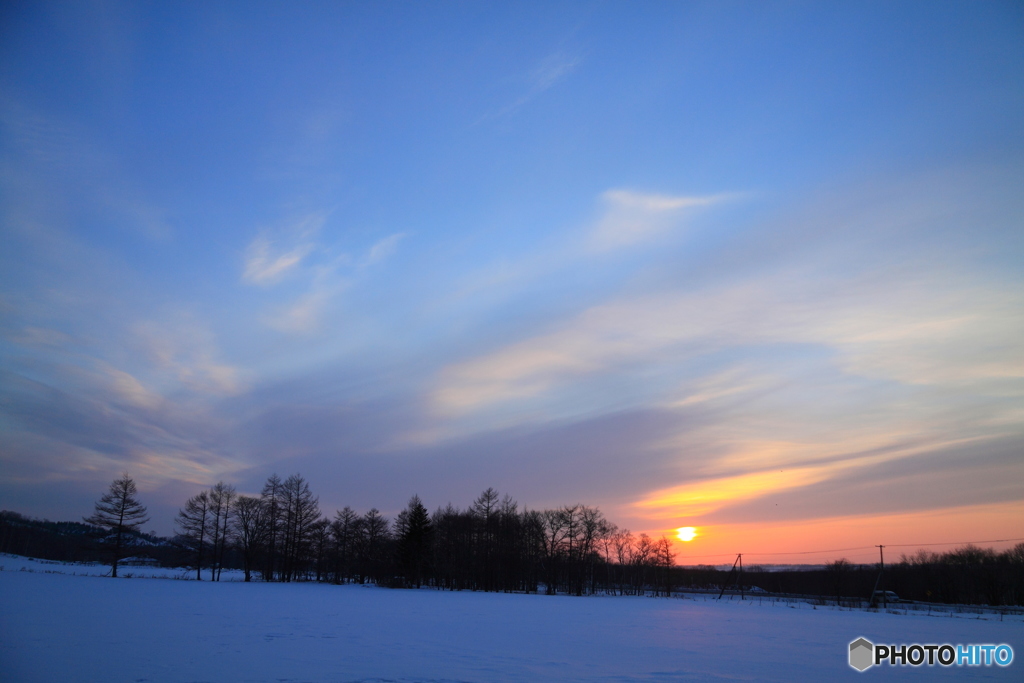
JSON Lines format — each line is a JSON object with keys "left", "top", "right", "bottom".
{"left": 885, "top": 545, "right": 1024, "bottom": 606}
{"left": 683, "top": 546, "right": 1024, "bottom": 607}
{"left": 173, "top": 474, "right": 678, "bottom": 596}
{"left": 21, "top": 473, "right": 1020, "bottom": 606}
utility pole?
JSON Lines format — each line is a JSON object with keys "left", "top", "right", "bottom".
{"left": 870, "top": 544, "right": 885, "bottom": 608}
{"left": 717, "top": 554, "right": 743, "bottom": 600}
{"left": 739, "top": 554, "right": 744, "bottom": 600}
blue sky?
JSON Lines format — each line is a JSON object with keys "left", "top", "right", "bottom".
{"left": 1, "top": 1, "right": 1022, "bottom": 560}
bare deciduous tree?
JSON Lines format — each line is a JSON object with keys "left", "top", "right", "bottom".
{"left": 260, "top": 474, "right": 283, "bottom": 581}
{"left": 232, "top": 495, "right": 266, "bottom": 582}
{"left": 176, "top": 491, "right": 210, "bottom": 580}
{"left": 208, "top": 482, "right": 235, "bottom": 581}
{"left": 279, "top": 474, "right": 320, "bottom": 581}
{"left": 330, "top": 506, "right": 361, "bottom": 584}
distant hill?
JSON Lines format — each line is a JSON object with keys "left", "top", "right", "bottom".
{"left": 0, "top": 510, "right": 178, "bottom": 566}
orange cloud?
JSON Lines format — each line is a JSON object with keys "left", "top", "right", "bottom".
{"left": 634, "top": 467, "right": 830, "bottom": 519}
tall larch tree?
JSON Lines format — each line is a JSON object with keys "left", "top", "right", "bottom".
{"left": 85, "top": 473, "right": 149, "bottom": 578}
{"left": 176, "top": 491, "right": 211, "bottom": 580}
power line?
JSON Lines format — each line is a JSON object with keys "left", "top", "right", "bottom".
{"left": 678, "top": 548, "right": 873, "bottom": 559}
{"left": 752, "top": 545, "right": 877, "bottom": 556}
{"left": 885, "top": 537, "right": 1024, "bottom": 548}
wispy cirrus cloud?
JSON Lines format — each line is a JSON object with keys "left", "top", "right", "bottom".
{"left": 99, "top": 363, "right": 163, "bottom": 410}
{"left": 485, "top": 51, "right": 582, "bottom": 121}
{"left": 439, "top": 188, "right": 735, "bottom": 315}
{"left": 241, "top": 213, "right": 328, "bottom": 286}
{"left": 242, "top": 236, "right": 314, "bottom": 285}
{"left": 431, "top": 268, "right": 1023, "bottom": 418}
{"left": 0, "top": 350, "right": 250, "bottom": 491}
{"left": 589, "top": 189, "right": 734, "bottom": 251}
{"left": 251, "top": 227, "right": 407, "bottom": 334}
{"left": 532, "top": 51, "right": 581, "bottom": 91}
{"left": 362, "top": 232, "right": 406, "bottom": 267}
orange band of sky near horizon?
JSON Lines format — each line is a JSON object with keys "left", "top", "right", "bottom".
{"left": 631, "top": 500, "right": 1024, "bottom": 565}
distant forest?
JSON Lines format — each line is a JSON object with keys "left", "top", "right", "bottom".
{"left": 3, "top": 473, "right": 1023, "bottom": 607}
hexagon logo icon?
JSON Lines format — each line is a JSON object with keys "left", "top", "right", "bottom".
{"left": 849, "top": 637, "right": 874, "bottom": 672}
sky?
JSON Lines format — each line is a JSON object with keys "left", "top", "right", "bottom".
{"left": 1, "top": 1, "right": 1022, "bottom": 565}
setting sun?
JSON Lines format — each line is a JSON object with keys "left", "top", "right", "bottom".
{"left": 676, "top": 526, "right": 697, "bottom": 542}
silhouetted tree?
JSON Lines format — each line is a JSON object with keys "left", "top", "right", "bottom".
{"left": 358, "top": 508, "right": 390, "bottom": 583}
{"left": 574, "top": 506, "right": 608, "bottom": 594}
{"left": 260, "top": 474, "right": 283, "bottom": 581}
{"left": 655, "top": 535, "right": 676, "bottom": 596}
{"left": 208, "top": 482, "right": 235, "bottom": 581}
{"left": 632, "top": 533, "right": 655, "bottom": 594}
{"left": 541, "top": 507, "right": 567, "bottom": 594}
{"left": 330, "top": 507, "right": 361, "bottom": 584}
{"left": 232, "top": 495, "right": 266, "bottom": 582}
{"left": 396, "top": 495, "right": 432, "bottom": 588}
{"left": 84, "top": 473, "right": 149, "bottom": 578}
{"left": 1006, "top": 543, "right": 1024, "bottom": 605}
{"left": 279, "top": 474, "right": 320, "bottom": 581}
{"left": 494, "top": 495, "right": 524, "bottom": 592}
{"left": 432, "top": 503, "right": 473, "bottom": 590}
{"left": 519, "top": 508, "right": 547, "bottom": 592}
{"left": 176, "top": 491, "right": 210, "bottom": 580}
{"left": 471, "top": 488, "right": 499, "bottom": 590}
{"left": 311, "top": 517, "right": 331, "bottom": 582}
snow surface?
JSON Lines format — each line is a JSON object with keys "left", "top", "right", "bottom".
{"left": 1, "top": 557, "right": 1021, "bottom": 682}
{"left": 0, "top": 552, "right": 246, "bottom": 580}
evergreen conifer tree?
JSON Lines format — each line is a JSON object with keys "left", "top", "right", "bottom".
{"left": 397, "top": 495, "right": 433, "bottom": 588}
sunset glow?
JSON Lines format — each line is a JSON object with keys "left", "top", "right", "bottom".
{"left": 664, "top": 500, "right": 1024, "bottom": 563}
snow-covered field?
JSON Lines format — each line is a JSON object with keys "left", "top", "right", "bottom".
{"left": 0, "top": 552, "right": 247, "bottom": 580}
{"left": 1, "top": 556, "right": 1020, "bottom": 682}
